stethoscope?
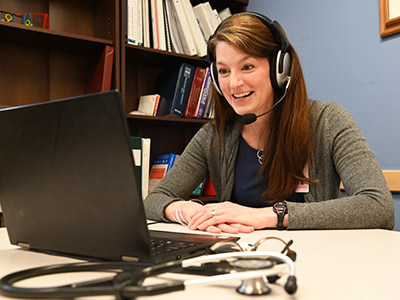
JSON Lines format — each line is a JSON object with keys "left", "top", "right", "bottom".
{"left": 0, "top": 251, "right": 297, "bottom": 299}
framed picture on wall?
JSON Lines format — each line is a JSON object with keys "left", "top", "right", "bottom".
{"left": 379, "top": 0, "right": 400, "bottom": 37}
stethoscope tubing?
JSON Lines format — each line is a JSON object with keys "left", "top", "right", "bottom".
{"left": 0, "top": 251, "right": 295, "bottom": 298}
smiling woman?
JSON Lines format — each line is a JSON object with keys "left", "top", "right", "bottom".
{"left": 144, "top": 12, "right": 394, "bottom": 233}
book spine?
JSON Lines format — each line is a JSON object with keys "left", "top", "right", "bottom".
{"left": 85, "top": 45, "right": 114, "bottom": 93}
{"left": 193, "top": 3, "right": 214, "bottom": 40}
{"left": 162, "top": 0, "right": 172, "bottom": 52}
{"left": 171, "top": 0, "right": 197, "bottom": 56}
{"left": 170, "top": 63, "right": 195, "bottom": 117}
{"left": 141, "top": 138, "right": 151, "bottom": 199}
{"left": 142, "top": 0, "right": 151, "bottom": 47}
{"left": 165, "top": 0, "right": 184, "bottom": 54}
{"left": 152, "top": 94, "right": 160, "bottom": 116}
{"left": 192, "top": 177, "right": 207, "bottom": 196}
{"left": 156, "top": 0, "right": 166, "bottom": 50}
{"left": 167, "top": 154, "right": 177, "bottom": 171}
{"left": 184, "top": 66, "right": 206, "bottom": 117}
{"left": 130, "top": 136, "right": 143, "bottom": 197}
{"left": 203, "top": 92, "right": 214, "bottom": 119}
{"left": 151, "top": 0, "right": 166, "bottom": 50}
{"left": 203, "top": 176, "right": 216, "bottom": 196}
{"left": 181, "top": 0, "right": 207, "bottom": 57}
{"left": 195, "top": 68, "right": 211, "bottom": 118}
{"left": 127, "top": 0, "right": 143, "bottom": 46}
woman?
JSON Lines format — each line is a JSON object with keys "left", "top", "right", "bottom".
{"left": 144, "top": 12, "right": 394, "bottom": 233}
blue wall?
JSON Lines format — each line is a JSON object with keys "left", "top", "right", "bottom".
{"left": 248, "top": 0, "right": 400, "bottom": 230}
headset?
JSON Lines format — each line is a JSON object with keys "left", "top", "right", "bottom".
{"left": 207, "top": 12, "right": 292, "bottom": 96}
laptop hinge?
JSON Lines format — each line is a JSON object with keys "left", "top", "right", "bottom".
{"left": 121, "top": 255, "right": 139, "bottom": 262}
{"left": 17, "top": 242, "right": 30, "bottom": 248}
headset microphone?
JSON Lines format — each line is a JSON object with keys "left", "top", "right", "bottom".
{"left": 241, "top": 77, "right": 290, "bottom": 125}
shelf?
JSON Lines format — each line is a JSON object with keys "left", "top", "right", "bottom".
{"left": 127, "top": 114, "right": 210, "bottom": 125}
{"left": 0, "top": 22, "right": 113, "bottom": 54}
{"left": 125, "top": 44, "right": 208, "bottom": 67}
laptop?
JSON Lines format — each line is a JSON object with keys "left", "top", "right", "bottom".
{"left": 0, "top": 90, "right": 236, "bottom": 263}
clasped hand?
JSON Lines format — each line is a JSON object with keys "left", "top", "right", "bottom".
{"left": 182, "top": 201, "right": 276, "bottom": 234}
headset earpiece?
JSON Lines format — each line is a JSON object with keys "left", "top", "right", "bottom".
{"left": 208, "top": 12, "right": 291, "bottom": 95}
{"left": 271, "top": 50, "right": 291, "bottom": 89}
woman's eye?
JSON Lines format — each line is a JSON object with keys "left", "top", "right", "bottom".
{"left": 218, "top": 69, "right": 229, "bottom": 76}
{"left": 243, "top": 64, "right": 254, "bottom": 71}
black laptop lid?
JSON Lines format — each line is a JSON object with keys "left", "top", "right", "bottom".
{"left": 0, "top": 91, "right": 153, "bottom": 262}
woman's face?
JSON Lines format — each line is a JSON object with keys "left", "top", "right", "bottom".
{"left": 215, "top": 41, "right": 274, "bottom": 118}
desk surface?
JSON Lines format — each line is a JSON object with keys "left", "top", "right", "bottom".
{"left": 1, "top": 224, "right": 400, "bottom": 300}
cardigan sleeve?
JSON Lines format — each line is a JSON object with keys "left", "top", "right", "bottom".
{"left": 287, "top": 101, "right": 394, "bottom": 230}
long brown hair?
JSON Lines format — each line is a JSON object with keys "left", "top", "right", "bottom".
{"left": 208, "top": 13, "right": 315, "bottom": 203}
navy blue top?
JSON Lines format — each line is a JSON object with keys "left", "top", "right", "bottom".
{"left": 231, "top": 135, "right": 305, "bottom": 207}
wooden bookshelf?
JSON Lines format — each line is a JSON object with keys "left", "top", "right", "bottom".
{"left": 0, "top": 0, "right": 119, "bottom": 107}
{"left": 121, "top": 0, "right": 249, "bottom": 163}
{"left": 1, "top": 0, "right": 249, "bottom": 188}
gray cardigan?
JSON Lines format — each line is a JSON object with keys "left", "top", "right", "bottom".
{"left": 144, "top": 100, "right": 394, "bottom": 230}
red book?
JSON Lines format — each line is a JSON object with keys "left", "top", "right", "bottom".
{"left": 202, "top": 176, "right": 216, "bottom": 196}
{"left": 85, "top": 45, "right": 114, "bottom": 93}
{"left": 184, "top": 66, "right": 206, "bottom": 117}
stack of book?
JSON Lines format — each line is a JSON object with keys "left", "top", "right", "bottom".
{"left": 129, "top": 62, "right": 214, "bottom": 119}
{"left": 127, "top": 0, "right": 231, "bottom": 57}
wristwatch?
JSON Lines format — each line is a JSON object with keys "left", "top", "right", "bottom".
{"left": 273, "top": 201, "right": 288, "bottom": 230}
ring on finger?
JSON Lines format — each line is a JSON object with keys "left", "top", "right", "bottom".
{"left": 211, "top": 210, "right": 216, "bottom": 217}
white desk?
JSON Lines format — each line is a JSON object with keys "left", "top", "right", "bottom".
{"left": 1, "top": 224, "right": 400, "bottom": 300}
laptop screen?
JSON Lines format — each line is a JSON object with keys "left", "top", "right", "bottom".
{"left": 0, "top": 91, "right": 153, "bottom": 261}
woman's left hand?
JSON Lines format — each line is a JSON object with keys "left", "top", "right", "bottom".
{"left": 187, "top": 202, "right": 276, "bottom": 234}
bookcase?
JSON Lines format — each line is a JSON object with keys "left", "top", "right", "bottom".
{"left": 122, "top": 0, "right": 249, "bottom": 164}
{"left": 0, "top": 0, "right": 119, "bottom": 107}
{"left": 0, "top": 0, "right": 248, "bottom": 167}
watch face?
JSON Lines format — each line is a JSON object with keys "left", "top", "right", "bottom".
{"left": 273, "top": 202, "right": 287, "bottom": 213}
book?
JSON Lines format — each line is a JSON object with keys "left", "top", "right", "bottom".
{"left": 127, "top": 0, "right": 143, "bottom": 46}
{"left": 218, "top": 7, "right": 232, "bottom": 21}
{"left": 184, "top": 66, "right": 207, "bottom": 117}
{"left": 129, "top": 94, "right": 160, "bottom": 116}
{"left": 195, "top": 67, "right": 212, "bottom": 118}
{"left": 150, "top": 0, "right": 167, "bottom": 51}
{"left": 193, "top": 2, "right": 215, "bottom": 40}
{"left": 162, "top": 0, "right": 173, "bottom": 52}
{"left": 164, "top": 0, "right": 184, "bottom": 54}
{"left": 85, "top": 45, "right": 114, "bottom": 93}
{"left": 208, "top": 6, "right": 222, "bottom": 30}
{"left": 180, "top": 0, "right": 207, "bottom": 57}
{"left": 142, "top": 0, "right": 151, "bottom": 47}
{"left": 148, "top": 153, "right": 179, "bottom": 193}
{"left": 130, "top": 137, "right": 151, "bottom": 200}
{"left": 203, "top": 92, "right": 214, "bottom": 119}
{"left": 169, "top": 0, "right": 197, "bottom": 56}
{"left": 154, "top": 62, "right": 195, "bottom": 117}
{"left": 202, "top": 176, "right": 216, "bottom": 196}
{"left": 192, "top": 177, "right": 208, "bottom": 196}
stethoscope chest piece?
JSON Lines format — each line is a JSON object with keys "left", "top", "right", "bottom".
{"left": 237, "top": 276, "right": 271, "bottom": 295}
{"left": 230, "top": 258, "right": 274, "bottom": 295}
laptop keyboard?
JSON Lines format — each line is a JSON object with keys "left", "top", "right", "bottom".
{"left": 151, "top": 237, "right": 198, "bottom": 256}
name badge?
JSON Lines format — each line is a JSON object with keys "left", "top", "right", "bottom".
{"left": 295, "top": 167, "right": 309, "bottom": 193}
